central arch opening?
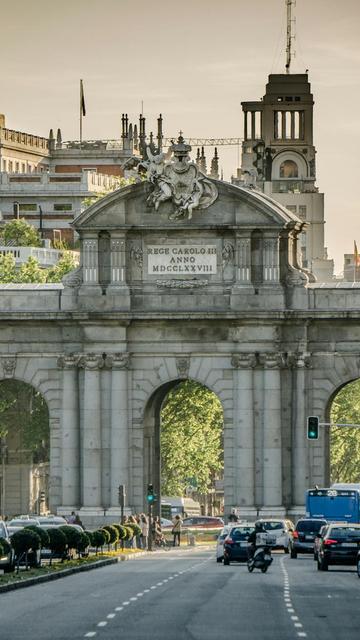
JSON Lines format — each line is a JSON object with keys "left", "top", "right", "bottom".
{"left": 143, "top": 379, "right": 224, "bottom": 518}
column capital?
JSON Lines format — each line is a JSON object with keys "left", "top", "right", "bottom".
{"left": 57, "top": 353, "right": 81, "bottom": 370}
{"left": 258, "top": 352, "right": 285, "bottom": 369}
{"left": 1, "top": 356, "right": 16, "bottom": 378}
{"left": 286, "top": 352, "right": 312, "bottom": 369}
{"left": 78, "top": 353, "right": 104, "bottom": 371}
{"left": 231, "top": 353, "right": 257, "bottom": 369}
{"left": 105, "top": 352, "right": 130, "bottom": 370}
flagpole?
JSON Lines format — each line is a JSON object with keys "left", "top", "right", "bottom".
{"left": 80, "top": 79, "right": 83, "bottom": 149}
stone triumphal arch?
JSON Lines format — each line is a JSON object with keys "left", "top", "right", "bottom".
{"left": 1, "top": 137, "right": 360, "bottom": 524}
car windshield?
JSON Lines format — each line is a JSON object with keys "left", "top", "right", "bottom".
{"left": 297, "top": 520, "right": 327, "bottom": 533}
{"left": 329, "top": 527, "right": 360, "bottom": 539}
{"left": 230, "top": 527, "right": 254, "bottom": 540}
{"left": 261, "top": 521, "right": 283, "bottom": 531}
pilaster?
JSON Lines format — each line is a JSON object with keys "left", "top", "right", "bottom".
{"left": 58, "top": 353, "right": 80, "bottom": 509}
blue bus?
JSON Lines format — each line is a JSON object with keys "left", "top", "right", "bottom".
{"left": 306, "top": 485, "right": 360, "bottom": 523}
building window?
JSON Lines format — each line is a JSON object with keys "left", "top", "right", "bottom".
{"left": 2, "top": 159, "right": 6, "bottom": 171}
{"left": 286, "top": 205, "right": 297, "bottom": 213}
{"left": 54, "top": 204, "right": 72, "bottom": 211}
{"left": 9, "top": 161, "right": 13, "bottom": 172}
{"left": 21, "top": 163, "right": 26, "bottom": 173}
{"left": 19, "top": 204, "right": 37, "bottom": 212}
{"left": 15, "top": 162, "right": 19, "bottom": 173}
{"left": 280, "top": 159, "right": 298, "bottom": 178}
{"left": 299, "top": 205, "right": 307, "bottom": 218}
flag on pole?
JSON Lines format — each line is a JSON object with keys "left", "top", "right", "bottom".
{"left": 80, "top": 79, "right": 86, "bottom": 117}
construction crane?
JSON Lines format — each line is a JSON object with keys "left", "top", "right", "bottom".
{"left": 162, "top": 137, "right": 242, "bottom": 147}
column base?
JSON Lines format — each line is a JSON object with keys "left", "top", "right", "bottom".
{"left": 287, "top": 506, "right": 307, "bottom": 519}
{"left": 79, "top": 507, "right": 105, "bottom": 517}
{"left": 104, "top": 507, "right": 132, "bottom": 518}
{"left": 235, "top": 507, "right": 259, "bottom": 520}
{"left": 258, "top": 506, "right": 286, "bottom": 518}
{"left": 57, "top": 506, "right": 80, "bottom": 518}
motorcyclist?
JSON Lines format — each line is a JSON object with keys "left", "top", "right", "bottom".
{"left": 248, "top": 521, "right": 268, "bottom": 559}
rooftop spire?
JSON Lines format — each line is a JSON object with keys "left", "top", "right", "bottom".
{"left": 285, "top": 0, "right": 295, "bottom": 74}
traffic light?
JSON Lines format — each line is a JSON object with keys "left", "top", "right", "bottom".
{"left": 147, "top": 484, "right": 156, "bottom": 503}
{"left": 307, "top": 416, "right": 319, "bottom": 440}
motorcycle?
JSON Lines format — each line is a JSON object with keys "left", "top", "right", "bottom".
{"left": 247, "top": 545, "right": 273, "bottom": 573}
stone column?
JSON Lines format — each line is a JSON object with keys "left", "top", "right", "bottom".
{"left": 80, "top": 353, "right": 104, "bottom": 513}
{"left": 82, "top": 236, "right": 99, "bottom": 285}
{"left": 292, "top": 352, "right": 311, "bottom": 508}
{"left": 109, "top": 233, "right": 127, "bottom": 287}
{"left": 263, "top": 234, "right": 280, "bottom": 283}
{"left": 234, "top": 232, "right": 252, "bottom": 285}
{"left": 105, "top": 353, "right": 130, "bottom": 514}
{"left": 231, "top": 354, "right": 257, "bottom": 516}
{"left": 58, "top": 354, "right": 80, "bottom": 510}
{"left": 260, "top": 353, "right": 285, "bottom": 515}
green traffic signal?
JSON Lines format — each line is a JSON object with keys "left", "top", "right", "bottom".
{"left": 146, "top": 483, "right": 157, "bottom": 503}
{"left": 307, "top": 416, "right": 319, "bottom": 440}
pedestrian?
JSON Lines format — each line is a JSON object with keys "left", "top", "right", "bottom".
{"left": 140, "top": 513, "right": 149, "bottom": 549}
{"left": 67, "top": 511, "right": 76, "bottom": 524}
{"left": 74, "top": 514, "right": 83, "bottom": 528}
{"left": 172, "top": 514, "right": 182, "bottom": 547}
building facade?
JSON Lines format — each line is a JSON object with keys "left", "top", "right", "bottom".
{"left": 233, "top": 73, "right": 334, "bottom": 283}
{"left": 0, "top": 140, "right": 358, "bottom": 524}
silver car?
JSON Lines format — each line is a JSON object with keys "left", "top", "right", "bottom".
{"left": 216, "top": 525, "right": 233, "bottom": 562}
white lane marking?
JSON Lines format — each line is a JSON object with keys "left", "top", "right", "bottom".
{"left": 107, "top": 614, "right": 116, "bottom": 619}
{"left": 156, "top": 582, "right": 163, "bottom": 586}
{"left": 143, "top": 589, "right": 150, "bottom": 593}
{"left": 84, "top": 634, "right": 97, "bottom": 638}
{"left": 136, "top": 592, "right": 144, "bottom": 596}
{"left": 280, "top": 557, "right": 307, "bottom": 638}
{"left": 115, "top": 607, "right": 123, "bottom": 612}
{"left": 150, "top": 585, "right": 157, "bottom": 589}
{"left": 97, "top": 622, "right": 107, "bottom": 627}
{"left": 122, "top": 601, "right": 130, "bottom": 606}
{"left": 130, "top": 597, "right": 138, "bottom": 601}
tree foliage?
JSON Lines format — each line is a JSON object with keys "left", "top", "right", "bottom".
{"left": 3, "top": 218, "right": 41, "bottom": 247}
{"left": 160, "top": 380, "right": 223, "bottom": 496}
{"left": 0, "top": 379, "right": 49, "bottom": 463}
{"left": 330, "top": 379, "right": 360, "bottom": 483}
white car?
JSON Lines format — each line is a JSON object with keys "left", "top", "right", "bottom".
{"left": 256, "top": 519, "right": 295, "bottom": 552}
{"left": 216, "top": 525, "right": 233, "bottom": 562}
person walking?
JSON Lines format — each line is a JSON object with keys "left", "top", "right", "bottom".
{"left": 140, "top": 513, "right": 149, "bottom": 549}
{"left": 172, "top": 514, "right": 182, "bottom": 547}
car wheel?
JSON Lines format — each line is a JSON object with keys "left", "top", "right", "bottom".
{"left": 284, "top": 546, "right": 289, "bottom": 554}
{"left": 357, "top": 559, "right": 360, "bottom": 578}
{"left": 313, "top": 553, "right": 317, "bottom": 561}
{"left": 223, "top": 557, "right": 230, "bottom": 566}
{"left": 247, "top": 561, "right": 254, "bottom": 573}
{"left": 216, "top": 557, "right": 223, "bottom": 563}
{"left": 318, "top": 558, "right": 328, "bottom": 571}
{"left": 261, "top": 565, "right": 268, "bottom": 573}
{"left": 290, "top": 549, "right": 297, "bottom": 559}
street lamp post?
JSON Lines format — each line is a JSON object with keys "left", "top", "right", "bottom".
{"left": 0, "top": 437, "right": 7, "bottom": 519}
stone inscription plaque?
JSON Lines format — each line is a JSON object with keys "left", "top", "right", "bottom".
{"left": 147, "top": 245, "right": 217, "bottom": 275}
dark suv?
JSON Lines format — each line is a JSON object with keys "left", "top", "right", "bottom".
{"left": 317, "top": 523, "right": 360, "bottom": 571}
{"left": 223, "top": 524, "right": 255, "bottom": 565}
{"left": 290, "top": 518, "right": 327, "bottom": 559}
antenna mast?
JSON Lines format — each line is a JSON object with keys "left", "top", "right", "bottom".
{"left": 285, "top": 0, "right": 295, "bottom": 74}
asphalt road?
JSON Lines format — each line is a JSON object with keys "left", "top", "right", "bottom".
{"left": 1, "top": 547, "right": 360, "bottom": 639}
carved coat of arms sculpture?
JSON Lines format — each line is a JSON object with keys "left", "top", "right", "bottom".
{"left": 142, "top": 135, "right": 218, "bottom": 220}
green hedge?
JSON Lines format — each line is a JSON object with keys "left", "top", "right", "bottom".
{"left": 10, "top": 529, "right": 41, "bottom": 555}
{"left": 24, "top": 525, "right": 50, "bottom": 548}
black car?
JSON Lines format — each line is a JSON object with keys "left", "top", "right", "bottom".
{"left": 223, "top": 524, "right": 254, "bottom": 565}
{"left": 290, "top": 518, "right": 327, "bottom": 558}
{"left": 317, "top": 523, "right": 360, "bottom": 571}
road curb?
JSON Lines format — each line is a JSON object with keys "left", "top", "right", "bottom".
{"left": 0, "top": 552, "right": 147, "bottom": 593}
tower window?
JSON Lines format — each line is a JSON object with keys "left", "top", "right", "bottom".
{"left": 280, "top": 160, "right": 298, "bottom": 178}
{"left": 295, "top": 97, "right": 301, "bottom": 101}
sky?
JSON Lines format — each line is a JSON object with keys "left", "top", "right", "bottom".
{"left": 1, "top": 0, "right": 359, "bottom": 274}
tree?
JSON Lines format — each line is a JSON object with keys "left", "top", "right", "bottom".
{"left": 3, "top": 219, "right": 41, "bottom": 247}
{"left": 46, "top": 251, "right": 77, "bottom": 283}
{"left": 330, "top": 379, "right": 360, "bottom": 483}
{"left": 17, "top": 256, "right": 46, "bottom": 283}
{"left": 160, "top": 381, "right": 223, "bottom": 496}
{"left": 0, "top": 253, "right": 17, "bottom": 282}
{"left": 0, "top": 380, "right": 49, "bottom": 463}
